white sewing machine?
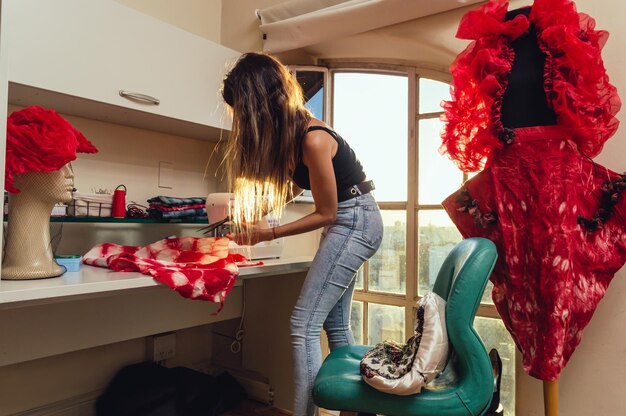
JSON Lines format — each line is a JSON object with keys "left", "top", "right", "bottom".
{"left": 206, "top": 193, "right": 284, "bottom": 260}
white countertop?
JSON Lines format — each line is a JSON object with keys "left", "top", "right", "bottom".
{"left": 0, "top": 256, "right": 313, "bottom": 308}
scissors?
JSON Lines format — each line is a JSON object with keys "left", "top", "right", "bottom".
{"left": 197, "top": 216, "right": 230, "bottom": 235}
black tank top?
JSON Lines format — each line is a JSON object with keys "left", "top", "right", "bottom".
{"left": 500, "top": 7, "right": 557, "bottom": 128}
{"left": 291, "top": 126, "right": 366, "bottom": 192}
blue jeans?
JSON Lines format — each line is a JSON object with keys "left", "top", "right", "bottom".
{"left": 291, "top": 193, "right": 383, "bottom": 416}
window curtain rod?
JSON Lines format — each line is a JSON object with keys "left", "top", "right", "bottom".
{"left": 257, "top": 0, "right": 483, "bottom": 53}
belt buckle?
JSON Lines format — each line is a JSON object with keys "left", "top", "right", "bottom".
{"left": 350, "top": 185, "right": 361, "bottom": 196}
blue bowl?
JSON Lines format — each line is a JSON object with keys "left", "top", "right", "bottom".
{"left": 55, "top": 255, "right": 82, "bottom": 272}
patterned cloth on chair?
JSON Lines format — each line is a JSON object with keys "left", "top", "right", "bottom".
{"left": 360, "top": 292, "right": 449, "bottom": 395}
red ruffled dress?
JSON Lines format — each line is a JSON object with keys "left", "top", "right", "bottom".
{"left": 440, "top": 0, "right": 625, "bottom": 380}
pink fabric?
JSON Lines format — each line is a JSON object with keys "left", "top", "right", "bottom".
{"left": 83, "top": 237, "right": 250, "bottom": 311}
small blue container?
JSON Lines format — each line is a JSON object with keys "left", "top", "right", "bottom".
{"left": 55, "top": 255, "right": 82, "bottom": 272}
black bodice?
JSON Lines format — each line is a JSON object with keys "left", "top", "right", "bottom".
{"left": 500, "top": 7, "right": 557, "bottom": 128}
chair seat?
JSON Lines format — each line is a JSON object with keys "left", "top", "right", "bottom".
{"left": 313, "top": 345, "right": 489, "bottom": 416}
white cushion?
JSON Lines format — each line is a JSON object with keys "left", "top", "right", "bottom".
{"left": 360, "top": 291, "right": 449, "bottom": 395}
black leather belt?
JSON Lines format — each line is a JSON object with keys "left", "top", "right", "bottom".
{"left": 338, "top": 180, "right": 375, "bottom": 202}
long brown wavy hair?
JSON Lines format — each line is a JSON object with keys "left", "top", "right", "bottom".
{"left": 221, "top": 52, "right": 312, "bottom": 230}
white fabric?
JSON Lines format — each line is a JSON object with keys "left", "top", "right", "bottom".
{"left": 360, "top": 291, "right": 449, "bottom": 395}
{"left": 257, "top": 0, "right": 483, "bottom": 53}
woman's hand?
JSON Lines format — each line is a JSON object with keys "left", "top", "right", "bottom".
{"left": 227, "top": 225, "right": 274, "bottom": 246}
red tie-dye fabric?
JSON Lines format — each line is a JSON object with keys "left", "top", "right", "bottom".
{"left": 83, "top": 237, "right": 248, "bottom": 311}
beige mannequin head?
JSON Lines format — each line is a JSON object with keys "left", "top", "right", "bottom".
{"left": 2, "top": 163, "right": 75, "bottom": 279}
{"left": 12, "top": 164, "right": 75, "bottom": 203}
{"left": 2, "top": 106, "right": 97, "bottom": 279}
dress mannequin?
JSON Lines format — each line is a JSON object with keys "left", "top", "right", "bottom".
{"left": 2, "top": 164, "right": 74, "bottom": 279}
{"left": 442, "top": 2, "right": 622, "bottom": 416}
{"left": 503, "top": 7, "right": 559, "bottom": 416}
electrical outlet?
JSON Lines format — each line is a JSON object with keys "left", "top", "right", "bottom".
{"left": 147, "top": 332, "right": 176, "bottom": 362}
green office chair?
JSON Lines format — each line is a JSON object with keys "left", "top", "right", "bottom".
{"left": 313, "top": 237, "right": 498, "bottom": 416}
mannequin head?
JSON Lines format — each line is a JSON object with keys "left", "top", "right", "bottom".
{"left": 12, "top": 163, "right": 75, "bottom": 204}
{"left": 2, "top": 107, "right": 96, "bottom": 280}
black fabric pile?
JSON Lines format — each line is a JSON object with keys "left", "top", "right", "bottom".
{"left": 95, "top": 362, "right": 247, "bottom": 416}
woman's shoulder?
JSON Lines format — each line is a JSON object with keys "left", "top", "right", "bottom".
{"left": 305, "top": 119, "right": 340, "bottom": 139}
{"left": 302, "top": 119, "right": 338, "bottom": 158}
{"left": 306, "top": 118, "right": 330, "bottom": 130}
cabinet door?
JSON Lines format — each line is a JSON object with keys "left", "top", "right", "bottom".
{"left": 5, "top": 0, "right": 239, "bottom": 131}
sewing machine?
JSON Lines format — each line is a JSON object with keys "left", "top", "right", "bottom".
{"left": 206, "top": 193, "right": 284, "bottom": 260}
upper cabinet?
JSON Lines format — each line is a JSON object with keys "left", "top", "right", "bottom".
{"left": 4, "top": 0, "right": 241, "bottom": 140}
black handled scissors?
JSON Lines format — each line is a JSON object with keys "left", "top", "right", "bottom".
{"left": 197, "top": 216, "right": 230, "bottom": 235}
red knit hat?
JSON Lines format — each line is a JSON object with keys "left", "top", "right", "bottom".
{"left": 5, "top": 106, "right": 98, "bottom": 193}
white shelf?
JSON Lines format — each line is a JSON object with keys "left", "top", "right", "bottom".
{"left": 0, "top": 257, "right": 312, "bottom": 309}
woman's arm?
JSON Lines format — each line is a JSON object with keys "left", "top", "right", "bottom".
{"left": 274, "top": 129, "right": 338, "bottom": 238}
{"left": 230, "top": 128, "right": 337, "bottom": 244}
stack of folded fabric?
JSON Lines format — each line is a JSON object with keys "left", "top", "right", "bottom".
{"left": 147, "top": 196, "right": 207, "bottom": 220}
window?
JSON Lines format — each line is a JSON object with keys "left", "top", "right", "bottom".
{"left": 293, "top": 67, "right": 327, "bottom": 121}
{"left": 328, "top": 65, "right": 516, "bottom": 414}
{"left": 291, "top": 67, "right": 329, "bottom": 203}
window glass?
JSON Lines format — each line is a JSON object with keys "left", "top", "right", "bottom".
{"left": 331, "top": 69, "right": 509, "bottom": 405}
{"left": 355, "top": 267, "right": 364, "bottom": 290}
{"left": 368, "top": 210, "right": 406, "bottom": 294}
{"left": 295, "top": 70, "right": 325, "bottom": 120}
{"left": 333, "top": 72, "right": 408, "bottom": 201}
{"left": 474, "top": 317, "right": 516, "bottom": 415}
{"left": 417, "top": 210, "right": 462, "bottom": 296}
{"left": 367, "top": 303, "right": 405, "bottom": 345}
{"left": 419, "top": 78, "right": 450, "bottom": 114}
{"left": 418, "top": 118, "right": 463, "bottom": 205}
{"left": 350, "top": 301, "right": 364, "bottom": 344}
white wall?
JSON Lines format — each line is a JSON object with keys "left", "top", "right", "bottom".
{"left": 114, "top": 0, "right": 222, "bottom": 43}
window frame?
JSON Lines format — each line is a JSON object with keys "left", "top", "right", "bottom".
{"left": 319, "top": 59, "right": 500, "bottom": 343}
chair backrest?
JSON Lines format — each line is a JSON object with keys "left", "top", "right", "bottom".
{"left": 432, "top": 237, "right": 498, "bottom": 412}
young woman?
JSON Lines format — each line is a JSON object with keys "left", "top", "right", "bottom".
{"left": 222, "top": 52, "right": 383, "bottom": 416}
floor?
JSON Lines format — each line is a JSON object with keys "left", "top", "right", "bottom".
{"left": 223, "top": 400, "right": 292, "bottom": 415}
{"left": 224, "top": 400, "right": 369, "bottom": 416}
{"left": 224, "top": 401, "right": 347, "bottom": 415}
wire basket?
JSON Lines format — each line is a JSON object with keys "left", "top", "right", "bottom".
{"left": 67, "top": 192, "right": 113, "bottom": 217}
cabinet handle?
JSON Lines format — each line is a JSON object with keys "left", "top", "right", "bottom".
{"left": 119, "top": 90, "right": 160, "bottom": 105}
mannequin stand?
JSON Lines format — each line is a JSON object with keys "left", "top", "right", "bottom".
{"left": 543, "top": 379, "right": 558, "bottom": 416}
